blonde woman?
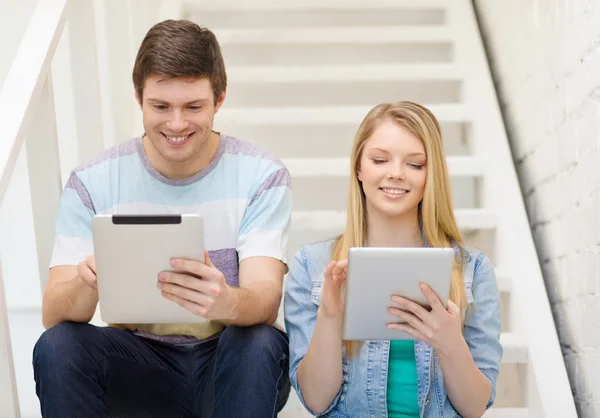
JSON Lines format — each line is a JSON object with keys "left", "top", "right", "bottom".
{"left": 284, "top": 102, "right": 502, "bottom": 418}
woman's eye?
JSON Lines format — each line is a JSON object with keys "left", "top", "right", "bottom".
{"left": 372, "top": 159, "right": 386, "bottom": 165}
{"left": 408, "top": 164, "right": 423, "bottom": 170}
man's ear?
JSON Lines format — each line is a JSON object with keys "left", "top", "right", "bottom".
{"left": 214, "top": 91, "right": 227, "bottom": 113}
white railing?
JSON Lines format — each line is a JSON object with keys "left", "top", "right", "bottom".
{"left": 0, "top": 1, "right": 70, "bottom": 415}
{"left": 0, "top": 1, "right": 188, "bottom": 415}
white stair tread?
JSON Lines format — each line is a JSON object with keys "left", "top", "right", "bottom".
{"left": 217, "top": 104, "right": 470, "bottom": 125}
{"left": 500, "top": 333, "right": 528, "bottom": 364}
{"left": 282, "top": 156, "right": 483, "bottom": 177}
{"left": 192, "top": 0, "right": 447, "bottom": 12}
{"left": 292, "top": 209, "right": 496, "bottom": 231}
{"left": 214, "top": 26, "right": 453, "bottom": 44}
{"left": 228, "top": 63, "right": 462, "bottom": 83}
{"left": 483, "top": 408, "right": 529, "bottom": 418}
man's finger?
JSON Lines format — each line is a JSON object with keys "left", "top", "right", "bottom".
{"left": 204, "top": 250, "right": 213, "bottom": 268}
{"left": 88, "top": 256, "right": 97, "bottom": 274}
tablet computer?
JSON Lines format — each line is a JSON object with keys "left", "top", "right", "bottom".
{"left": 343, "top": 247, "right": 455, "bottom": 341}
{"left": 92, "top": 214, "right": 205, "bottom": 324}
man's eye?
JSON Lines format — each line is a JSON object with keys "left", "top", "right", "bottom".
{"left": 154, "top": 105, "right": 168, "bottom": 111}
{"left": 188, "top": 106, "right": 202, "bottom": 111}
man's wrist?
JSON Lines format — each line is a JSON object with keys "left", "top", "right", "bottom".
{"left": 222, "top": 284, "right": 240, "bottom": 323}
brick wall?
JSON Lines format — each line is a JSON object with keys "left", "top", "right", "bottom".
{"left": 473, "top": 0, "right": 600, "bottom": 416}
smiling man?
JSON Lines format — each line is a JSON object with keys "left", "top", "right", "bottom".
{"left": 32, "top": 20, "right": 292, "bottom": 418}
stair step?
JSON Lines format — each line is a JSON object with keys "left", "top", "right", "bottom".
{"left": 217, "top": 104, "right": 470, "bottom": 126}
{"left": 482, "top": 408, "right": 529, "bottom": 418}
{"left": 214, "top": 26, "right": 453, "bottom": 45}
{"left": 282, "top": 156, "right": 483, "bottom": 178}
{"left": 500, "top": 333, "right": 528, "bottom": 364}
{"left": 194, "top": 0, "right": 446, "bottom": 12}
{"left": 228, "top": 63, "right": 462, "bottom": 83}
{"left": 292, "top": 209, "right": 496, "bottom": 232}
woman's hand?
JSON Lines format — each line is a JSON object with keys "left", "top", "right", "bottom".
{"left": 319, "top": 260, "right": 348, "bottom": 319}
{"left": 387, "top": 283, "right": 464, "bottom": 358}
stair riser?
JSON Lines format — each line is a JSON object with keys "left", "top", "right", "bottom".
{"left": 225, "top": 80, "right": 460, "bottom": 107}
{"left": 221, "top": 44, "right": 452, "bottom": 66}
{"left": 187, "top": 9, "right": 445, "bottom": 29}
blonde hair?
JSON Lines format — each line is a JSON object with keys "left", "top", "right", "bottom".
{"left": 333, "top": 101, "right": 466, "bottom": 357}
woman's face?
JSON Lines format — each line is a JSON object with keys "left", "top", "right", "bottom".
{"left": 358, "top": 120, "right": 427, "bottom": 220}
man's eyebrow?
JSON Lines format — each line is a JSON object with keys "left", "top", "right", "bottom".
{"left": 147, "top": 98, "right": 210, "bottom": 105}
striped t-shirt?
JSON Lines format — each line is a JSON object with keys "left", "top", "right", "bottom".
{"left": 50, "top": 134, "right": 292, "bottom": 341}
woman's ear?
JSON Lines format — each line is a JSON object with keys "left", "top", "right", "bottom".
{"left": 357, "top": 170, "right": 363, "bottom": 182}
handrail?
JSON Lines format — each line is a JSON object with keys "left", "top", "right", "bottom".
{"left": 0, "top": 0, "right": 69, "bottom": 205}
{"left": 0, "top": 1, "right": 70, "bottom": 416}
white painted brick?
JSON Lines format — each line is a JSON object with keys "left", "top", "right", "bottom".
{"left": 475, "top": 0, "right": 600, "bottom": 413}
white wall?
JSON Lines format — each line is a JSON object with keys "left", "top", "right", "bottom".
{"left": 474, "top": 1, "right": 600, "bottom": 416}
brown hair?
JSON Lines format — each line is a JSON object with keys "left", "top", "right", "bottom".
{"left": 132, "top": 20, "right": 227, "bottom": 104}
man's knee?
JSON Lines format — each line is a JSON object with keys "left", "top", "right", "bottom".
{"left": 219, "top": 325, "right": 288, "bottom": 359}
{"left": 33, "top": 322, "right": 94, "bottom": 371}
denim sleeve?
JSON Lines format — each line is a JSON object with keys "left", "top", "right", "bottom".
{"left": 462, "top": 252, "right": 503, "bottom": 409}
{"left": 284, "top": 248, "right": 342, "bottom": 416}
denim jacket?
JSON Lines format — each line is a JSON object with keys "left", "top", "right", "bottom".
{"left": 284, "top": 239, "right": 503, "bottom": 418}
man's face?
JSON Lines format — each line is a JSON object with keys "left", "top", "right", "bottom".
{"left": 138, "top": 75, "right": 225, "bottom": 170}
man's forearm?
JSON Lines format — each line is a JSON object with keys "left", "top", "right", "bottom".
{"left": 226, "top": 284, "right": 281, "bottom": 326}
{"left": 42, "top": 275, "right": 98, "bottom": 329}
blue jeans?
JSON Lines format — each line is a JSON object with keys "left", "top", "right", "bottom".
{"left": 33, "top": 322, "right": 290, "bottom": 417}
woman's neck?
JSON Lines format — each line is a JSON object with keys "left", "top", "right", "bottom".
{"left": 366, "top": 209, "right": 423, "bottom": 248}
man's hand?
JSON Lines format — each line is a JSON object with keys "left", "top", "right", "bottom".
{"left": 77, "top": 255, "right": 97, "bottom": 289}
{"left": 158, "top": 250, "right": 236, "bottom": 321}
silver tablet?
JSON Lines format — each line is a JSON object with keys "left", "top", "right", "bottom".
{"left": 343, "top": 247, "right": 455, "bottom": 341}
{"left": 92, "top": 214, "right": 206, "bottom": 324}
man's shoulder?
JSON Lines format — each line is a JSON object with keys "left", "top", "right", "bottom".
{"left": 220, "top": 134, "right": 286, "bottom": 170}
{"left": 72, "top": 137, "right": 141, "bottom": 177}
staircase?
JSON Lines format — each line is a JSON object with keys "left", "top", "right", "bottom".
{"left": 185, "top": 0, "right": 578, "bottom": 417}
{"left": 0, "top": 0, "right": 577, "bottom": 417}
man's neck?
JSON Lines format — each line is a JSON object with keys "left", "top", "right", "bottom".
{"left": 365, "top": 209, "right": 423, "bottom": 248}
{"left": 143, "top": 131, "right": 220, "bottom": 180}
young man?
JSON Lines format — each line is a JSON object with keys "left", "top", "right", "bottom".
{"left": 33, "top": 20, "right": 291, "bottom": 418}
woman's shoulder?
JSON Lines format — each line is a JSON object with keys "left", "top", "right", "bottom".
{"left": 458, "top": 245, "right": 496, "bottom": 288}
{"left": 459, "top": 245, "right": 493, "bottom": 270}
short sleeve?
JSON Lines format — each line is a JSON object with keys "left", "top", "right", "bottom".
{"left": 49, "top": 172, "right": 95, "bottom": 267}
{"left": 237, "top": 167, "right": 292, "bottom": 264}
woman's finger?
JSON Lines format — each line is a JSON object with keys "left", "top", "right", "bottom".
{"left": 388, "top": 307, "right": 429, "bottom": 336}
{"left": 386, "top": 323, "right": 425, "bottom": 341}
{"left": 420, "top": 283, "right": 445, "bottom": 312}
{"left": 391, "top": 295, "right": 430, "bottom": 323}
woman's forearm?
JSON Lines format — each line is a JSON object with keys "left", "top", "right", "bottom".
{"left": 297, "top": 308, "right": 344, "bottom": 414}
{"left": 438, "top": 339, "right": 491, "bottom": 418}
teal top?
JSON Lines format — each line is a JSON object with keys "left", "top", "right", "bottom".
{"left": 387, "top": 340, "right": 420, "bottom": 417}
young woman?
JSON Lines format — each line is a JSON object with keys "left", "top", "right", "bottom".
{"left": 284, "top": 102, "right": 502, "bottom": 418}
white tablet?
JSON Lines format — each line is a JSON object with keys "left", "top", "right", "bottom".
{"left": 343, "top": 247, "right": 455, "bottom": 341}
{"left": 92, "top": 214, "right": 206, "bottom": 324}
